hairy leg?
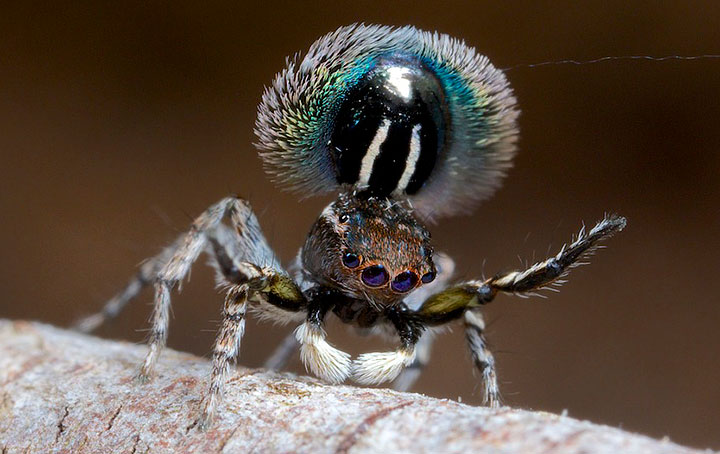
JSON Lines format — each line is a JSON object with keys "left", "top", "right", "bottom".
{"left": 406, "top": 215, "right": 625, "bottom": 404}
{"left": 417, "top": 215, "right": 627, "bottom": 324}
{"left": 464, "top": 310, "right": 500, "bottom": 406}
{"left": 198, "top": 285, "right": 247, "bottom": 429}
{"left": 196, "top": 200, "right": 307, "bottom": 428}
{"left": 138, "top": 197, "right": 244, "bottom": 381}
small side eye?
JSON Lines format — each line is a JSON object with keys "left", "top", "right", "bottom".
{"left": 421, "top": 271, "right": 436, "bottom": 284}
{"left": 338, "top": 213, "right": 350, "bottom": 223}
{"left": 361, "top": 265, "right": 389, "bottom": 287}
{"left": 342, "top": 252, "right": 361, "bottom": 268}
{"left": 391, "top": 271, "right": 418, "bottom": 293}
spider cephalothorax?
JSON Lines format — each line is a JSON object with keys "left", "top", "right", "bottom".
{"left": 302, "top": 191, "right": 435, "bottom": 306}
{"left": 76, "top": 23, "right": 626, "bottom": 429}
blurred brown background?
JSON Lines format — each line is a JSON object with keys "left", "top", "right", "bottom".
{"left": 1, "top": 1, "right": 719, "bottom": 449}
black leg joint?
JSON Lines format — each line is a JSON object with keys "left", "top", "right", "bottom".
{"left": 475, "top": 284, "right": 496, "bottom": 304}
{"left": 305, "top": 286, "right": 337, "bottom": 326}
{"left": 546, "top": 258, "right": 562, "bottom": 278}
{"left": 386, "top": 304, "right": 424, "bottom": 350}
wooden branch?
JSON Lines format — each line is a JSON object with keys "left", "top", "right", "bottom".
{"left": 0, "top": 320, "right": 710, "bottom": 454}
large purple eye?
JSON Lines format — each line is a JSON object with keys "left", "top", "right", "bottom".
{"left": 361, "top": 265, "right": 389, "bottom": 287}
{"left": 421, "top": 271, "right": 436, "bottom": 284}
{"left": 342, "top": 252, "right": 361, "bottom": 268}
{"left": 391, "top": 271, "right": 418, "bottom": 293}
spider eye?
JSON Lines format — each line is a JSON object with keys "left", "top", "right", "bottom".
{"left": 342, "top": 252, "right": 361, "bottom": 268}
{"left": 391, "top": 271, "right": 418, "bottom": 293}
{"left": 361, "top": 265, "right": 389, "bottom": 287}
{"left": 421, "top": 271, "right": 436, "bottom": 284}
{"left": 338, "top": 213, "right": 350, "bottom": 223}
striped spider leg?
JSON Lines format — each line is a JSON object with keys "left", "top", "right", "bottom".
{"left": 74, "top": 196, "right": 353, "bottom": 429}
{"left": 402, "top": 214, "right": 628, "bottom": 405}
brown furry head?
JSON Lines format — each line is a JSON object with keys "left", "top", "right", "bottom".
{"left": 301, "top": 191, "right": 436, "bottom": 307}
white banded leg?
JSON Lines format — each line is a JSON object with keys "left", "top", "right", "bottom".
{"left": 138, "top": 197, "right": 245, "bottom": 381}
{"left": 488, "top": 215, "right": 627, "bottom": 295}
{"left": 464, "top": 310, "right": 500, "bottom": 407}
{"left": 198, "top": 285, "right": 247, "bottom": 429}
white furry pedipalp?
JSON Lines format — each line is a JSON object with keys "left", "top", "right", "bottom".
{"left": 352, "top": 348, "right": 416, "bottom": 385}
{"left": 295, "top": 321, "right": 352, "bottom": 383}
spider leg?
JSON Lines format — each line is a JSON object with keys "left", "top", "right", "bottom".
{"left": 408, "top": 215, "right": 625, "bottom": 404}
{"left": 198, "top": 264, "right": 308, "bottom": 429}
{"left": 198, "top": 284, "right": 247, "bottom": 429}
{"left": 197, "top": 201, "right": 307, "bottom": 428}
{"left": 417, "top": 215, "right": 627, "bottom": 323}
{"left": 137, "top": 197, "right": 245, "bottom": 381}
{"left": 488, "top": 214, "right": 626, "bottom": 295}
{"left": 464, "top": 310, "right": 500, "bottom": 407}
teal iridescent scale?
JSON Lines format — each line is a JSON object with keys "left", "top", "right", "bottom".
{"left": 255, "top": 23, "right": 519, "bottom": 220}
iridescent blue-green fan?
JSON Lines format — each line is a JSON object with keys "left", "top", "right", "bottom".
{"left": 255, "top": 23, "right": 518, "bottom": 220}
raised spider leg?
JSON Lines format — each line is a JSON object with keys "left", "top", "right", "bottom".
{"left": 413, "top": 215, "right": 626, "bottom": 404}
{"left": 418, "top": 215, "right": 627, "bottom": 318}
{"left": 486, "top": 214, "right": 627, "bottom": 296}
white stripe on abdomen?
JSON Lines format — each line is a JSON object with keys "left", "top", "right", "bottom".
{"left": 358, "top": 118, "right": 390, "bottom": 187}
{"left": 394, "top": 124, "right": 421, "bottom": 194}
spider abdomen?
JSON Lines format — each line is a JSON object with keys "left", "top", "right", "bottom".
{"left": 330, "top": 54, "right": 446, "bottom": 197}
{"left": 255, "top": 23, "right": 520, "bottom": 219}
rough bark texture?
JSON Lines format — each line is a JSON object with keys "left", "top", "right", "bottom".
{"left": 0, "top": 320, "right": 712, "bottom": 454}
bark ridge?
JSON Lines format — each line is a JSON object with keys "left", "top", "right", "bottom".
{"left": 0, "top": 320, "right": 710, "bottom": 454}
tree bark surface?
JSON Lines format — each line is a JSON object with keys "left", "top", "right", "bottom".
{"left": 0, "top": 320, "right": 711, "bottom": 454}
